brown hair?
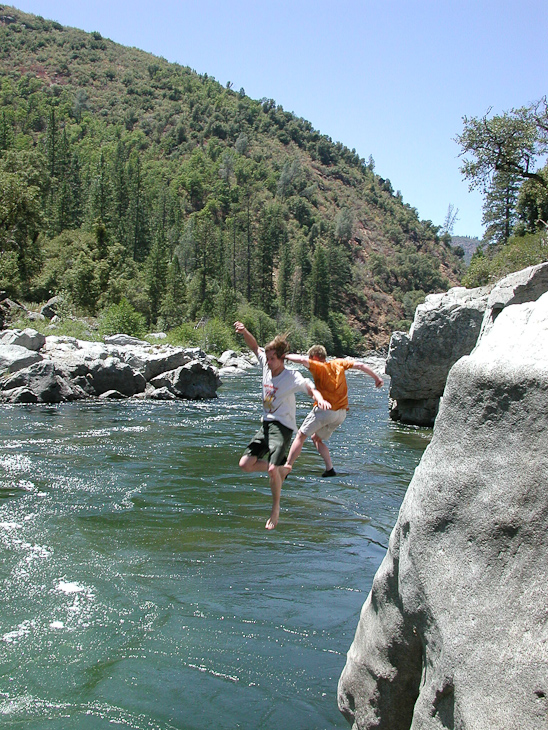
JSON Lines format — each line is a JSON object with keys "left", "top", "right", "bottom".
{"left": 265, "top": 334, "right": 290, "bottom": 359}
{"left": 307, "top": 345, "right": 327, "bottom": 361}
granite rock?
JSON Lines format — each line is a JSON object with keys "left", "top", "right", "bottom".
{"left": 338, "top": 291, "right": 548, "bottom": 730}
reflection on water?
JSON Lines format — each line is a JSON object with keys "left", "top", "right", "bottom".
{"left": 0, "top": 372, "right": 430, "bottom": 729}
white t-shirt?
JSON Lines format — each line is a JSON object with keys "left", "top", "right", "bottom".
{"left": 257, "top": 348, "right": 313, "bottom": 432}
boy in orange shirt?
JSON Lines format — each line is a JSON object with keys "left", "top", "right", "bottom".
{"left": 280, "top": 345, "right": 384, "bottom": 478}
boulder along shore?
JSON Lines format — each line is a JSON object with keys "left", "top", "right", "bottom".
{"left": 0, "top": 331, "right": 228, "bottom": 403}
{"left": 338, "top": 278, "right": 548, "bottom": 729}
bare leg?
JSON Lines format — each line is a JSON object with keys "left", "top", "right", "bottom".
{"left": 239, "top": 454, "right": 268, "bottom": 473}
{"left": 279, "top": 430, "right": 307, "bottom": 480}
{"left": 312, "top": 434, "right": 333, "bottom": 472}
{"left": 265, "top": 463, "right": 283, "bottom": 530}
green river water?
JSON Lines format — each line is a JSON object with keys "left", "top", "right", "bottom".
{"left": 0, "top": 369, "right": 430, "bottom": 729}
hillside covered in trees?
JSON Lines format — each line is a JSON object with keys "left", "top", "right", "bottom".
{"left": 0, "top": 5, "right": 464, "bottom": 352}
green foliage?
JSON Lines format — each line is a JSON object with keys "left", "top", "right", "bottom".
{"left": 462, "top": 231, "right": 548, "bottom": 287}
{"left": 482, "top": 171, "right": 521, "bottom": 245}
{"left": 402, "top": 289, "right": 426, "bottom": 319}
{"left": 10, "top": 309, "right": 101, "bottom": 340}
{"left": 516, "top": 166, "right": 548, "bottom": 233}
{"left": 392, "top": 319, "right": 412, "bottom": 332}
{"left": 159, "top": 258, "right": 187, "bottom": 328}
{"left": 461, "top": 248, "right": 491, "bottom": 287}
{"left": 0, "top": 160, "right": 44, "bottom": 291}
{"left": 166, "top": 317, "right": 237, "bottom": 353}
{"left": 98, "top": 298, "right": 147, "bottom": 337}
{"left": 335, "top": 207, "right": 353, "bottom": 242}
{"left": 328, "top": 313, "right": 362, "bottom": 356}
{"left": 275, "top": 312, "right": 309, "bottom": 353}
{"left": 369, "top": 251, "right": 448, "bottom": 293}
{"left": 456, "top": 100, "right": 548, "bottom": 193}
{"left": 307, "top": 318, "right": 334, "bottom": 353}
{"left": 202, "top": 318, "right": 238, "bottom": 354}
{"left": 0, "top": 250, "right": 20, "bottom": 296}
{"left": 0, "top": 6, "right": 465, "bottom": 349}
{"left": 235, "top": 303, "right": 277, "bottom": 346}
{"left": 166, "top": 322, "right": 204, "bottom": 348}
{"left": 457, "top": 100, "right": 548, "bottom": 271}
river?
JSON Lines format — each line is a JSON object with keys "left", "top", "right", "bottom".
{"left": 0, "top": 369, "right": 430, "bottom": 729}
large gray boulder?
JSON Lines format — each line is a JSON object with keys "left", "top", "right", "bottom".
{"left": 103, "top": 334, "right": 151, "bottom": 347}
{"left": 477, "top": 260, "right": 548, "bottom": 341}
{"left": 0, "top": 332, "right": 221, "bottom": 402}
{"left": 0, "top": 327, "right": 46, "bottom": 351}
{"left": 338, "top": 291, "right": 548, "bottom": 730}
{"left": 40, "top": 295, "right": 63, "bottom": 319}
{"left": 120, "top": 346, "right": 192, "bottom": 381}
{"left": 218, "top": 349, "right": 258, "bottom": 375}
{"left": 386, "top": 286, "right": 490, "bottom": 425}
{"left": 82, "top": 357, "right": 147, "bottom": 397}
{"left": 0, "top": 344, "right": 43, "bottom": 374}
{"left": 1, "top": 361, "right": 87, "bottom": 403}
{"left": 386, "top": 262, "right": 548, "bottom": 426}
{"left": 150, "top": 360, "right": 220, "bottom": 399}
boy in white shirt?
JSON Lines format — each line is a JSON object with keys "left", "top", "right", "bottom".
{"left": 234, "top": 321, "right": 330, "bottom": 530}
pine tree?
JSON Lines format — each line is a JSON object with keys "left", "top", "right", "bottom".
{"left": 145, "top": 236, "right": 169, "bottom": 324}
{"left": 126, "top": 151, "right": 150, "bottom": 261}
{"left": 482, "top": 171, "right": 520, "bottom": 245}
{"left": 277, "top": 239, "right": 292, "bottom": 310}
{"left": 256, "top": 202, "right": 286, "bottom": 314}
{"left": 160, "top": 257, "right": 187, "bottom": 327}
{"left": 310, "top": 244, "right": 330, "bottom": 320}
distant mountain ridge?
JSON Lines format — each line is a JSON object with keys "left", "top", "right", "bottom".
{"left": 0, "top": 5, "right": 464, "bottom": 349}
{"left": 451, "top": 236, "right": 483, "bottom": 265}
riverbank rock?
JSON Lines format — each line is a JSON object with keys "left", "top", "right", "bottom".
{"left": 386, "top": 286, "right": 489, "bottom": 425}
{"left": 1, "top": 361, "right": 88, "bottom": 403}
{"left": 477, "top": 260, "right": 548, "bottom": 341}
{"left": 0, "top": 331, "right": 221, "bottom": 403}
{"left": 0, "top": 343, "right": 43, "bottom": 374}
{"left": 40, "top": 295, "right": 63, "bottom": 319}
{"left": 338, "top": 291, "right": 548, "bottom": 730}
{"left": 0, "top": 327, "right": 46, "bottom": 351}
{"left": 386, "top": 262, "right": 548, "bottom": 426}
{"left": 149, "top": 360, "right": 220, "bottom": 399}
{"left": 218, "top": 349, "right": 258, "bottom": 374}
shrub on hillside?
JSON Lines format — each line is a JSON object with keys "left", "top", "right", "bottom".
{"left": 98, "top": 299, "right": 146, "bottom": 338}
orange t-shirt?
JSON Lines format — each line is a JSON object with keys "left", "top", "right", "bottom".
{"left": 308, "top": 359, "right": 354, "bottom": 411}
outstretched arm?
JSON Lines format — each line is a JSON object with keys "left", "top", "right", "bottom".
{"left": 285, "top": 353, "right": 310, "bottom": 367}
{"left": 234, "top": 321, "right": 259, "bottom": 356}
{"left": 351, "top": 361, "right": 384, "bottom": 388}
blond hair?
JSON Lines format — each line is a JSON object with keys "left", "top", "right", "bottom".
{"left": 307, "top": 345, "right": 327, "bottom": 361}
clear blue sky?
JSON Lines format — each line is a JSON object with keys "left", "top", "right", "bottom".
{"left": 12, "top": 0, "right": 548, "bottom": 238}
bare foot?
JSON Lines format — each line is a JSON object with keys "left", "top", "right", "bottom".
{"left": 279, "top": 464, "right": 292, "bottom": 481}
{"left": 265, "top": 507, "right": 279, "bottom": 530}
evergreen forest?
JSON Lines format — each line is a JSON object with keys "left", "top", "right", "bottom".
{"left": 0, "top": 5, "right": 466, "bottom": 353}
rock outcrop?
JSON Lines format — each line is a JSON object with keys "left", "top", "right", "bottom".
{"left": 0, "top": 343, "right": 43, "bottom": 374}
{"left": 386, "top": 286, "right": 489, "bottom": 425}
{"left": 386, "top": 262, "right": 548, "bottom": 426}
{"left": 338, "top": 291, "right": 548, "bottom": 729}
{"left": 0, "top": 332, "right": 221, "bottom": 403}
{"left": 2, "top": 361, "right": 87, "bottom": 403}
{"left": 217, "top": 349, "right": 258, "bottom": 374}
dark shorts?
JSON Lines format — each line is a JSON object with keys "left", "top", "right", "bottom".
{"left": 243, "top": 420, "right": 293, "bottom": 466}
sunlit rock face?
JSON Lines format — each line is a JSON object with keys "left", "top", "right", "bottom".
{"left": 386, "top": 285, "right": 490, "bottom": 426}
{"left": 339, "top": 291, "right": 548, "bottom": 730}
{"left": 386, "top": 262, "right": 548, "bottom": 427}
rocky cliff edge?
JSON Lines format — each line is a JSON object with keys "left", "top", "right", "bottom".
{"left": 338, "top": 290, "right": 548, "bottom": 729}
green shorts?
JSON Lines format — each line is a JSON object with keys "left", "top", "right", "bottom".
{"left": 244, "top": 420, "right": 293, "bottom": 466}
